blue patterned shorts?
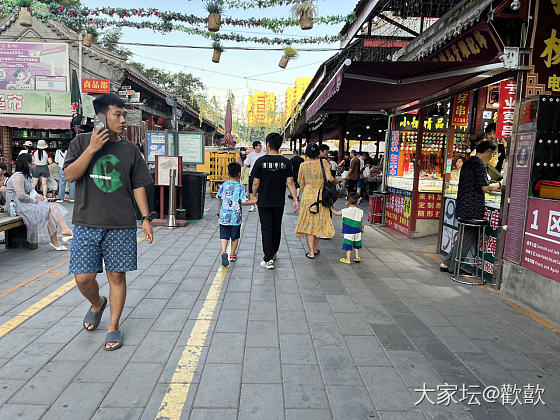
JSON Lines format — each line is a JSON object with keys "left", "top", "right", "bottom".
{"left": 70, "top": 226, "right": 137, "bottom": 274}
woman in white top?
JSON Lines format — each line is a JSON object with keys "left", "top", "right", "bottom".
{"left": 6, "top": 153, "right": 72, "bottom": 250}
{"left": 450, "top": 156, "right": 467, "bottom": 182}
{"left": 32, "top": 139, "right": 50, "bottom": 197}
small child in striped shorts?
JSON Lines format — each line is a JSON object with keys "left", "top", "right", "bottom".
{"left": 332, "top": 193, "right": 364, "bottom": 264}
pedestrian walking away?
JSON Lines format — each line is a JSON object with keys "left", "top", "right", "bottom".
{"left": 295, "top": 143, "right": 336, "bottom": 258}
{"left": 63, "top": 93, "right": 154, "bottom": 351}
{"left": 332, "top": 192, "right": 364, "bottom": 264}
{"left": 241, "top": 140, "right": 266, "bottom": 212}
{"left": 55, "top": 144, "right": 75, "bottom": 202}
{"left": 217, "top": 162, "right": 257, "bottom": 266}
{"left": 345, "top": 150, "right": 361, "bottom": 194}
{"left": 289, "top": 150, "right": 304, "bottom": 199}
{"left": 252, "top": 132, "right": 298, "bottom": 269}
{"left": 440, "top": 140, "right": 501, "bottom": 273}
{"left": 32, "top": 140, "right": 50, "bottom": 198}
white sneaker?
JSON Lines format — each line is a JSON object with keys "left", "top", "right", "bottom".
{"left": 56, "top": 200, "right": 63, "bottom": 203}
{"left": 260, "top": 260, "right": 274, "bottom": 269}
{"left": 249, "top": 205, "right": 256, "bottom": 212}
{"left": 69, "top": 200, "right": 75, "bottom": 203}
{"left": 272, "top": 254, "right": 277, "bottom": 261}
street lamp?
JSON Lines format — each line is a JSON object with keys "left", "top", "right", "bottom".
{"left": 510, "top": 0, "right": 521, "bottom": 10}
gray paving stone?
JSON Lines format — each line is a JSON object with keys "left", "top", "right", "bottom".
{"left": 378, "top": 411, "right": 426, "bottom": 420}
{"left": 315, "top": 345, "right": 363, "bottom": 386}
{"left": 387, "top": 351, "right": 442, "bottom": 389}
{"left": 325, "top": 385, "right": 376, "bottom": 420}
{"left": 370, "top": 324, "right": 416, "bottom": 351}
{"left": 76, "top": 345, "right": 136, "bottom": 383}
{"left": 131, "top": 330, "right": 180, "bottom": 363}
{"left": 158, "top": 270, "right": 188, "bottom": 283}
{"left": 128, "top": 275, "right": 161, "bottom": 290}
{"left": 247, "top": 320, "right": 279, "bottom": 347}
{"left": 140, "top": 382, "right": 199, "bottom": 420}
{"left": 206, "top": 332, "right": 245, "bottom": 364}
{"left": 42, "top": 382, "right": 112, "bottom": 420}
{"left": 166, "top": 290, "right": 199, "bottom": 309}
{"left": 359, "top": 366, "right": 419, "bottom": 412}
{"left": 145, "top": 283, "right": 179, "bottom": 299}
{"left": 194, "top": 363, "right": 242, "bottom": 408}
{"left": 215, "top": 309, "right": 248, "bottom": 333}
{"left": 10, "top": 361, "right": 85, "bottom": 405}
{"left": 239, "top": 383, "right": 283, "bottom": 420}
{"left": 0, "top": 341, "right": 64, "bottom": 380}
{"left": 226, "top": 277, "right": 252, "bottom": 293}
{"left": 345, "top": 335, "right": 393, "bottom": 367}
{"left": 430, "top": 326, "right": 484, "bottom": 354}
{"left": 278, "top": 311, "right": 310, "bottom": 334}
{"left": 0, "top": 404, "right": 48, "bottom": 420}
{"left": 248, "top": 300, "right": 277, "bottom": 321}
{"left": 283, "top": 364, "right": 329, "bottom": 409}
{"left": 222, "top": 292, "right": 250, "bottom": 310}
{"left": 242, "top": 347, "right": 281, "bottom": 384}
{"left": 285, "top": 409, "right": 333, "bottom": 420}
{"left": 277, "top": 293, "right": 304, "bottom": 312}
{"left": 91, "top": 407, "right": 143, "bottom": 420}
{"left": 251, "top": 285, "right": 276, "bottom": 302}
{"left": 334, "top": 312, "right": 373, "bottom": 336}
{"left": 0, "top": 379, "right": 25, "bottom": 405}
{"left": 151, "top": 308, "right": 191, "bottom": 332}
{"left": 128, "top": 298, "right": 167, "bottom": 319}
{"left": 325, "top": 295, "right": 360, "bottom": 313}
{"left": 0, "top": 327, "right": 43, "bottom": 359}
{"left": 177, "top": 276, "right": 208, "bottom": 292}
{"left": 101, "top": 362, "right": 164, "bottom": 408}
{"left": 190, "top": 408, "right": 238, "bottom": 420}
{"left": 309, "top": 322, "right": 346, "bottom": 348}
{"left": 118, "top": 317, "right": 156, "bottom": 346}
{"left": 280, "top": 334, "right": 317, "bottom": 365}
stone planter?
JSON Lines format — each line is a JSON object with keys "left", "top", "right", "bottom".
{"left": 212, "top": 50, "right": 222, "bottom": 63}
{"left": 84, "top": 33, "right": 95, "bottom": 47}
{"left": 18, "top": 7, "right": 32, "bottom": 27}
{"left": 299, "top": 14, "right": 313, "bottom": 30}
{"left": 278, "top": 55, "right": 289, "bottom": 69}
{"left": 208, "top": 13, "right": 221, "bottom": 32}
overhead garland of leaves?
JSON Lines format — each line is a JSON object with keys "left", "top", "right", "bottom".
{"left": 34, "top": 4, "right": 355, "bottom": 34}
{"left": 202, "top": 0, "right": 311, "bottom": 8}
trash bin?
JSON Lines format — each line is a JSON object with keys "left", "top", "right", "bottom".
{"left": 182, "top": 172, "right": 207, "bottom": 220}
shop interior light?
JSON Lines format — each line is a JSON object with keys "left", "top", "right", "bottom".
{"left": 346, "top": 131, "right": 350, "bottom": 134}
{"left": 366, "top": 126, "right": 370, "bottom": 129}
{"left": 510, "top": 0, "right": 521, "bottom": 11}
{"left": 368, "top": 137, "right": 371, "bottom": 140}
{"left": 358, "top": 134, "right": 362, "bottom": 138}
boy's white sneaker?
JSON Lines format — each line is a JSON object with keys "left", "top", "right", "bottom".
{"left": 249, "top": 205, "right": 256, "bottom": 212}
{"left": 260, "top": 260, "right": 274, "bottom": 270}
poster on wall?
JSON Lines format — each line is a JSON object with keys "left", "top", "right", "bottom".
{"left": 496, "top": 80, "right": 517, "bottom": 138}
{"left": 178, "top": 132, "right": 204, "bottom": 164}
{"left": 146, "top": 131, "right": 167, "bottom": 163}
{"left": 0, "top": 90, "right": 71, "bottom": 115}
{"left": 388, "top": 130, "right": 400, "bottom": 177}
{"left": 522, "top": 198, "right": 560, "bottom": 282}
{"left": 385, "top": 187, "right": 412, "bottom": 237}
{"left": 0, "top": 42, "right": 69, "bottom": 91}
{"left": 155, "top": 155, "right": 182, "bottom": 187}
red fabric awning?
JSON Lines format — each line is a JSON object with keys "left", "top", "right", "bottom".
{"left": 0, "top": 115, "right": 72, "bottom": 130}
{"left": 306, "top": 60, "right": 509, "bottom": 121}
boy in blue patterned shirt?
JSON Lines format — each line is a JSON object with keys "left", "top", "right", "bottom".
{"left": 217, "top": 162, "right": 257, "bottom": 266}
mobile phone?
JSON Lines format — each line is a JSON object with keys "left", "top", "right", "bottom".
{"left": 93, "top": 114, "right": 107, "bottom": 131}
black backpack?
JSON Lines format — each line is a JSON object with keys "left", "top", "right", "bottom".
{"left": 310, "top": 159, "right": 338, "bottom": 214}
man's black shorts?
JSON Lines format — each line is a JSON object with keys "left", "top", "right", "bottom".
{"left": 248, "top": 175, "right": 255, "bottom": 194}
{"left": 220, "top": 224, "right": 241, "bottom": 240}
{"left": 346, "top": 179, "right": 358, "bottom": 193}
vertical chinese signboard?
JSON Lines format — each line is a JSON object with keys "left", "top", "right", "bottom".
{"left": 496, "top": 80, "right": 517, "bottom": 138}
{"left": 451, "top": 92, "right": 472, "bottom": 127}
{"left": 525, "top": 0, "right": 560, "bottom": 97}
{"left": 389, "top": 130, "right": 400, "bottom": 177}
{"left": 385, "top": 187, "right": 412, "bottom": 237}
{"left": 522, "top": 198, "right": 560, "bottom": 282}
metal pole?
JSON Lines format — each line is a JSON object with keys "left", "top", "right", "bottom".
{"left": 167, "top": 169, "right": 177, "bottom": 228}
{"left": 78, "top": 32, "right": 83, "bottom": 86}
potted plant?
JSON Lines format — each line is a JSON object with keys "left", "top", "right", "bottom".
{"left": 212, "top": 41, "right": 224, "bottom": 63}
{"left": 84, "top": 26, "right": 99, "bottom": 47}
{"left": 16, "top": 0, "right": 32, "bottom": 27}
{"left": 206, "top": 0, "right": 224, "bottom": 32}
{"left": 279, "top": 47, "right": 298, "bottom": 69}
{"left": 290, "top": 0, "right": 318, "bottom": 30}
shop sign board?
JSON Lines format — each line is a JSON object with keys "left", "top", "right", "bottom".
{"left": 416, "top": 193, "right": 442, "bottom": 219}
{"left": 504, "top": 132, "right": 534, "bottom": 264}
{"left": 178, "top": 132, "right": 204, "bottom": 164}
{"left": 451, "top": 92, "right": 471, "bottom": 127}
{"left": 522, "top": 198, "right": 560, "bottom": 282}
{"left": 35, "top": 76, "right": 67, "bottom": 92}
{"left": 385, "top": 187, "right": 412, "bottom": 237}
{"left": 496, "top": 80, "right": 517, "bottom": 138}
{"left": 388, "top": 130, "right": 400, "bottom": 177}
{"left": 524, "top": 0, "right": 560, "bottom": 96}
{"left": 0, "top": 42, "right": 69, "bottom": 91}
{"left": 146, "top": 130, "right": 167, "bottom": 163}
{"left": 396, "top": 114, "right": 449, "bottom": 132}
{"left": 126, "top": 109, "right": 142, "bottom": 126}
{"left": 82, "top": 78, "right": 110, "bottom": 94}
{"left": 0, "top": 90, "right": 71, "bottom": 116}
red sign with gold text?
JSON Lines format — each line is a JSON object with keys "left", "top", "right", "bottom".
{"left": 451, "top": 92, "right": 471, "bottom": 127}
{"left": 385, "top": 188, "right": 412, "bottom": 237}
{"left": 81, "top": 79, "right": 110, "bottom": 94}
{"left": 416, "top": 193, "right": 442, "bottom": 219}
{"left": 496, "top": 80, "right": 517, "bottom": 138}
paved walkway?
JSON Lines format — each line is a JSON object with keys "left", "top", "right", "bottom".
{"left": 0, "top": 197, "right": 559, "bottom": 420}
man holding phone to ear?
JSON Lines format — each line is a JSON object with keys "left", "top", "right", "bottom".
{"left": 64, "top": 93, "right": 154, "bottom": 351}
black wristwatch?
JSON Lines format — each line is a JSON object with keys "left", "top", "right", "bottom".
{"left": 142, "top": 215, "right": 153, "bottom": 222}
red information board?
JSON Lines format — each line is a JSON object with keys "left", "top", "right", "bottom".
{"left": 451, "top": 92, "right": 471, "bottom": 127}
{"left": 416, "top": 193, "right": 442, "bottom": 219}
{"left": 385, "top": 188, "right": 411, "bottom": 237}
{"left": 522, "top": 198, "right": 560, "bottom": 282}
{"left": 82, "top": 78, "right": 110, "bottom": 94}
{"left": 496, "top": 80, "right": 517, "bottom": 138}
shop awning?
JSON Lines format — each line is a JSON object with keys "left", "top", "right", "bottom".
{"left": 306, "top": 59, "right": 512, "bottom": 121}
{"left": 0, "top": 115, "right": 72, "bottom": 130}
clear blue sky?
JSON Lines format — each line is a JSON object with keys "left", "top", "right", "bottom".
{"left": 82, "top": 0, "right": 356, "bottom": 112}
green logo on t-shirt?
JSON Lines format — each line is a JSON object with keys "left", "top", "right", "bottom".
{"left": 91, "top": 154, "right": 123, "bottom": 193}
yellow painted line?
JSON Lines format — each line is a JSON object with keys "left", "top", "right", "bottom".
{"left": 137, "top": 237, "right": 145, "bottom": 244}
{"left": 156, "top": 263, "right": 229, "bottom": 419}
{"left": 382, "top": 226, "right": 404, "bottom": 239}
{"left": 425, "top": 253, "right": 560, "bottom": 333}
{"left": 0, "top": 279, "right": 76, "bottom": 338}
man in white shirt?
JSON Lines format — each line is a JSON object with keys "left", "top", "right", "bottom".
{"left": 241, "top": 140, "right": 266, "bottom": 212}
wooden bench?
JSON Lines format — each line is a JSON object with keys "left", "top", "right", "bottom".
{"left": 0, "top": 213, "right": 36, "bottom": 249}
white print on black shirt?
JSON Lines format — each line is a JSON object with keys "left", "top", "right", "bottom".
{"left": 262, "top": 162, "right": 287, "bottom": 172}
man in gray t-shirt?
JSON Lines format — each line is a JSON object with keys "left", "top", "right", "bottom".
{"left": 64, "top": 94, "right": 154, "bottom": 351}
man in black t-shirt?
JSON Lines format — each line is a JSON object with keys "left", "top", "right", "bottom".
{"left": 289, "top": 151, "right": 304, "bottom": 199}
{"left": 252, "top": 133, "right": 298, "bottom": 269}
{"left": 64, "top": 94, "right": 154, "bottom": 351}
{"left": 440, "top": 140, "right": 501, "bottom": 273}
